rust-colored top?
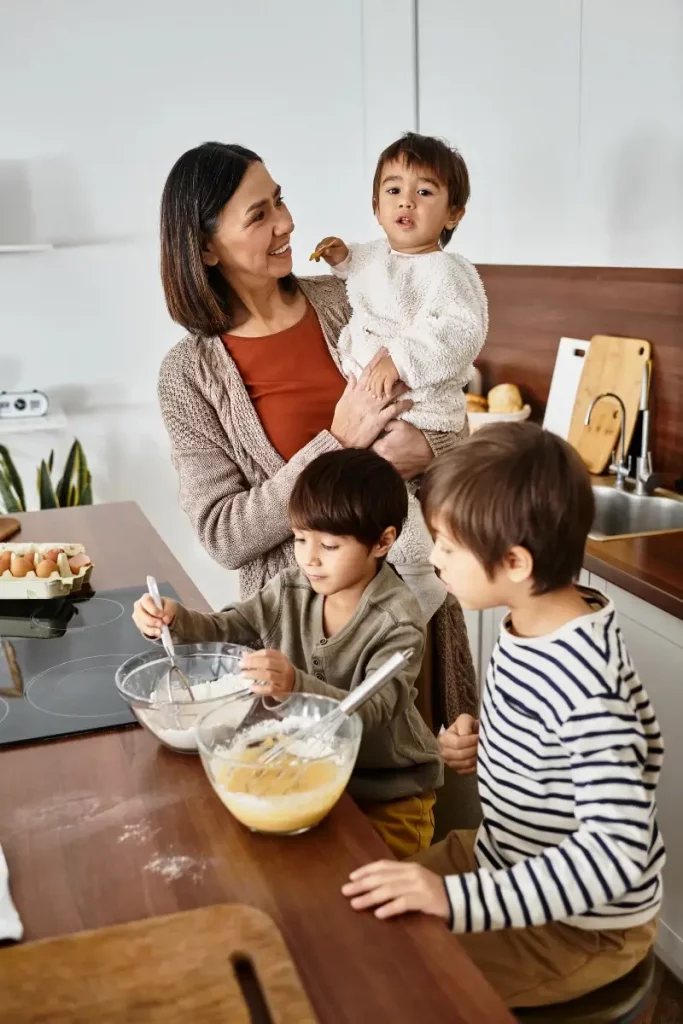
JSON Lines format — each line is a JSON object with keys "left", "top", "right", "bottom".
{"left": 223, "top": 302, "right": 346, "bottom": 462}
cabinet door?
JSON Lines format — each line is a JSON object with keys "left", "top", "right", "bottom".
{"left": 605, "top": 586, "right": 683, "bottom": 979}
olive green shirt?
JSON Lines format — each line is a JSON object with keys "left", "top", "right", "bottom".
{"left": 171, "top": 563, "right": 443, "bottom": 802}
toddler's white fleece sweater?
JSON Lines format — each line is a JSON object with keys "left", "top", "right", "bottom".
{"left": 332, "top": 239, "right": 488, "bottom": 432}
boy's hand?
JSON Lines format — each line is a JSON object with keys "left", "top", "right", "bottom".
{"left": 342, "top": 861, "right": 450, "bottom": 921}
{"left": 132, "top": 594, "right": 178, "bottom": 638}
{"left": 365, "top": 354, "right": 401, "bottom": 400}
{"left": 240, "top": 649, "right": 295, "bottom": 698}
{"left": 439, "top": 714, "right": 479, "bottom": 774}
{"left": 310, "top": 236, "right": 349, "bottom": 266}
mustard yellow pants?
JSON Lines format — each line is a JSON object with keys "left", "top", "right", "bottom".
{"left": 358, "top": 791, "right": 436, "bottom": 860}
{"left": 415, "top": 829, "right": 657, "bottom": 1008}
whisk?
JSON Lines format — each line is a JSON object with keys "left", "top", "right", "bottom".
{"left": 257, "top": 648, "right": 415, "bottom": 769}
{"left": 146, "top": 575, "right": 195, "bottom": 703}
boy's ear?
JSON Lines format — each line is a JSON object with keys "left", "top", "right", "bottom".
{"left": 501, "top": 545, "right": 534, "bottom": 584}
{"left": 446, "top": 206, "right": 466, "bottom": 231}
{"left": 374, "top": 526, "right": 397, "bottom": 558}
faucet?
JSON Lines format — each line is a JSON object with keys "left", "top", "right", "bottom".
{"left": 584, "top": 392, "right": 631, "bottom": 490}
{"left": 634, "top": 362, "right": 658, "bottom": 496}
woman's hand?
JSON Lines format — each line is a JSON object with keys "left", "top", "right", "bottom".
{"left": 240, "top": 649, "right": 295, "bottom": 698}
{"left": 132, "top": 594, "right": 178, "bottom": 638}
{"left": 439, "top": 714, "right": 479, "bottom": 774}
{"left": 373, "top": 420, "right": 434, "bottom": 480}
{"left": 331, "top": 350, "right": 412, "bottom": 449}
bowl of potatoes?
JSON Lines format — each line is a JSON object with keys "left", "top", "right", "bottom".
{"left": 466, "top": 384, "right": 531, "bottom": 433}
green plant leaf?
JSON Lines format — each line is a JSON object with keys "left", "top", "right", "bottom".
{"left": 47, "top": 449, "right": 55, "bottom": 474}
{"left": 0, "top": 445, "right": 26, "bottom": 511}
{"left": 37, "top": 461, "right": 59, "bottom": 509}
{"left": 0, "top": 469, "right": 22, "bottom": 514}
{"left": 75, "top": 440, "right": 89, "bottom": 504}
{"left": 55, "top": 440, "right": 80, "bottom": 507}
{"left": 80, "top": 471, "right": 93, "bottom": 506}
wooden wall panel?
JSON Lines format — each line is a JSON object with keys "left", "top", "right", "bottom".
{"left": 475, "top": 266, "right": 683, "bottom": 476}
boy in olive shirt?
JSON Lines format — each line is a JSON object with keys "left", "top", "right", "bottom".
{"left": 133, "top": 448, "right": 442, "bottom": 857}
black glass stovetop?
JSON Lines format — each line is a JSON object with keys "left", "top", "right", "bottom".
{"left": 0, "top": 584, "right": 178, "bottom": 748}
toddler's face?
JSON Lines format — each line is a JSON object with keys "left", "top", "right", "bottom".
{"left": 374, "top": 158, "right": 462, "bottom": 254}
{"left": 428, "top": 521, "right": 507, "bottom": 611}
{"left": 292, "top": 528, "right": 384, "bottom": 597}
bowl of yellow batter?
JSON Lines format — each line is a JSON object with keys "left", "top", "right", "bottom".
{"left": 195, "top": 693, "right": 362, "bottom": 835}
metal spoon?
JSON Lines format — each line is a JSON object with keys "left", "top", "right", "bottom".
{"left": 146, "top": 575, "right": 194, "bottom": 703}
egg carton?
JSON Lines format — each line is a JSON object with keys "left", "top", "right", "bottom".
{"left": 0, "top": 542, "right": 93, "bottom": 599}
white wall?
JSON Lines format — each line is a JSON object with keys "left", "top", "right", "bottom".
{"left": 2, "top": 0, "right": 681, "bottom": 606}
{"left": 0, "top": 0, "right": 415, "bottom": 608}
{"left": 418, "top": 0, "right": 683, "bottom": 267}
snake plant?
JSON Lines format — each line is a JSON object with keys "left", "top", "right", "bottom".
{"left": 0, "top": 439, "right": 93, "bottom": 512}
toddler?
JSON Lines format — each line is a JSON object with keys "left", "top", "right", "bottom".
{"left": 313, "top": 132, "right": 488, "bottom": 567}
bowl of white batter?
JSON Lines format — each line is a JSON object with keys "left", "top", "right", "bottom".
{"left": 195, "top": 693, "right": 362, "bottom": 835}
{"left": 115, "top": 643, "right": 255, "bottom": 754}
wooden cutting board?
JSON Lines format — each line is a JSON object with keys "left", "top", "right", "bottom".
{"left": 568, "top": 334, "right": 651, "bottom": 474}
{"left": 0, "top": 904, "right": 319, "bottom": 1023}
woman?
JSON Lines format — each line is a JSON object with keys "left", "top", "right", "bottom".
{"left": 157, "top": 141, "right": 476, "bottom": 733}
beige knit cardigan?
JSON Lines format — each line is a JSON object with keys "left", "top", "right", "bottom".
{"left": 157, "top": 275, "right": 477, "bottom": 725}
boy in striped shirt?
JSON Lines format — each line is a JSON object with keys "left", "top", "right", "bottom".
{"left": 343, "top": 422, "right": 664, "bottom": 1009}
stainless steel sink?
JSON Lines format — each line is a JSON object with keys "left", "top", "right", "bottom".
{"left": 590, "top": 483, "right": 683, "bottom": 541}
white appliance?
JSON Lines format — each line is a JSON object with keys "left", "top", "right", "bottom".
{"left": 0, "top": 390, "right": 49, "bottom": 419}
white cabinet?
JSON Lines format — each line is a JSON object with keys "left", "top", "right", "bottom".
{"left": 586, "top": 573, "right": 683, "bottom": 981}
{"left": 417, "top": 0, "right": 683, "bottom": 267}
{"left": 418, "top": 0, "right": 582, "bottom": 265}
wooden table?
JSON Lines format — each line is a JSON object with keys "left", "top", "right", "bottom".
{"left": 0, "top": 503, "right": 512, "bottom": 1023}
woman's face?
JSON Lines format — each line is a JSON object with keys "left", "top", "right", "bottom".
{"left": 202, "top": 161, "right": 294, "bottom": 284}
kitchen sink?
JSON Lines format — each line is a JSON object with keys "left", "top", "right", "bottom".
{"left": 589, "top": 483, "right": 683, "bottom": 541}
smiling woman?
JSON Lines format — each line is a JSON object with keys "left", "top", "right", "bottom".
{"left": 156, "top": 141, "right": 478, "bottom": 734}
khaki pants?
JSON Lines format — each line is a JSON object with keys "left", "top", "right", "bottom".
{"left": 416, "top": 830, "right": 657, "bottom": 1008}
{"left": 359, "top": 791, "right": 436, "bottom": 860}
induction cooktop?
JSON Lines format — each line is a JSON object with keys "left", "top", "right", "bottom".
{"left": 0, "top": 584, "right": 179, "bottom": 748}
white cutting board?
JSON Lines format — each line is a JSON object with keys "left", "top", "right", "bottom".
{"left": 542, "top": 337, "right": 590, "bottom": 439}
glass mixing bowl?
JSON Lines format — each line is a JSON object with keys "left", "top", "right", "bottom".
{"left": 196, "top": 693, "right": 362, "bottom": 835}
{"left": 115, "top": 643, "right": 255, "bottom": 754}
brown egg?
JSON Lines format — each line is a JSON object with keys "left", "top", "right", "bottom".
{"left": 35, "top": 558, "right": 58, "bottom": 579}
{"left": 44, "top": 548, "right": 63, "bottom": 563}
{"left": 68, "top": 553, "right": 92, "bottom": 572}
{"left": 10, "top": 554, "right": 33, "bottom": 578}
{"left": 0, "top": 551, "right": 11, "bottom": 573}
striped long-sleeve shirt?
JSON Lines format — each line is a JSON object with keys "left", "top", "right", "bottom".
{"left": 446, "top": 588, "right": 665, "bottom": 933}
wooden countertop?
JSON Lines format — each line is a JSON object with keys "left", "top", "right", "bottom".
{"left": 585, "top": 532, "right": 683, "bottom": 620}
{"left": 0, "top": 502, "right": 512, "bottom": 1024}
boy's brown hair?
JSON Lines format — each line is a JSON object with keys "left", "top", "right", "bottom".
{"left": 420, "top": 422, "right": 595, "bottom": 595}
{"left": 372, "top": 132, "right": 470, "bottom": 248}
{"left": 289, "top": 449, "right": 408, "bottom": 548}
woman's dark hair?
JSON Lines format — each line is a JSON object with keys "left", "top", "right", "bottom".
{"left": 160, "top": 141, "right": 296, "bottom": 336}
{"left": 372, "top": 132, "right": 470, "bottom": 248}
{"left": 420, "top": 422, "right": 595, "bottom": 596}
{"left": 289, "top": 449, "right": 408, "bottom": 547}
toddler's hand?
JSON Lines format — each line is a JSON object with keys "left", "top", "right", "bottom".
{"left": 310, "top": 236, "right": 349, "bottom": 266}
{"left": 366, "top": 354, "right": 400, "bottom": 400}
{"left": 343, "top": 861, "right": 450, "bottom": 921}
{"left": 439, "top": 714, "right": 479, "bottom": 774}
{"left": 132, "top": 593, "right": 178, "bottom": 638}
{"left": 240, "top": 649, "right": 295, "bottom": 698}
